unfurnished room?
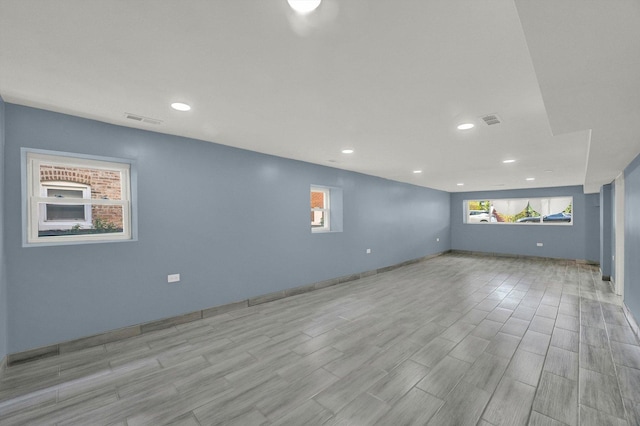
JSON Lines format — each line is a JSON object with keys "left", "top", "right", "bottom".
{"left": 1, "top": 1, "right": 640, "bottom": 425}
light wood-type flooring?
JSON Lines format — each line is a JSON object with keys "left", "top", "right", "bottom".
{"left": 1, "top": 253, "right": 640, "bottom": 425}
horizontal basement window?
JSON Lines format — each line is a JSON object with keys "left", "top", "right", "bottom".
{"left": 464, "top": 197, "right": 573, "bottom": 226}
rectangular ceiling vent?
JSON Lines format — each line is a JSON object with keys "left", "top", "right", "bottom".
{"left": 481, "top": 114, "right": 501, "bottom": 126}
{"left": 124, "top": 113, "right": 163, "bottom": 125}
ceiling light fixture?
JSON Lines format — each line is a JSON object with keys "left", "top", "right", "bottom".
{"left": 457, "top": 123, "right": 474, "bottom": 130}
{"left": 341, "top": 149, "right": 354, "bottom": 154}
{"left": 502, "top": 159, "right": 516, "bottom": 164}
{"left": 526, "top": 177, "right": 535, "bottom": 181}
{"left": 413, "top": 170, "right": 422, "bottom": 174}
{"left": 287, "top": 0, "right": 321, "bottom": 14}
{"left": 457, "top": 183, "right": 464, "bottom": 186}
{"left": 171, "top": 102, "right": 191, "bottom": 111}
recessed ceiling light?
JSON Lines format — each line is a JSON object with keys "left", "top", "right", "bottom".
{"left": 457, "top": 123, "right": 475, "bottom": 130}
{"left": 287, "top": 0, "right": 321, "bottom": 14}
{"left": 544, "top": 169, "right": 554, "bottom": 173}
{"left": 341, "top": 149, "right": 354, "bottom": 154}
{"left": 413, "top": 170, "right": 422, "bottom": 174}
{"left": 457, "top": 183, "right": 464, "bottom": 186}
{"left": 503, "top": 159, "right": 516, "bottom": 164}
{"left": 526, "top": 177, "right": 535, "bottom": 181}
{"left": 171, "top": 102, "right": 191, "bottom": 111}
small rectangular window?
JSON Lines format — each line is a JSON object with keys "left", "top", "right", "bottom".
{"left": 311, "top": 187, "right": 331, "bottom": 232}
{"left": 25, "top": 151, "right": 133, "bottom": 245}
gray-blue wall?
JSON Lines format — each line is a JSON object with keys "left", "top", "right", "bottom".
{"left": 451, "top": 186, "right": 599, "bottom": 262}
{"left": 624, "top": 154, "right": 640, "bottom": 322}
{"left": 3, "top": 104, "right": 451, "bottom": 353}
{"left": 0, "top": 97, "right": 7, "bottom": 363}
{"left": 600, "top": 184, "right": 613, "bottom": 278}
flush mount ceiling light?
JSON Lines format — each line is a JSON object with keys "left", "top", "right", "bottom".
{"left": 526, "top": 177, "right": 535, "bottom": 181}
{"left": 503, "top": 159, "right": 516, "bottom": 164}
{"left": 457, "top": 183, "right": 464, "bottom": 186}
{"left": 341, "top": 149, "right": 354, "bottom": 154}
{"left": 413, "top": 170, "right": 422, "bottom": 174}
{"left": 287, "top": 0, "right": 321, "bottom": 14}
{"left": 457, "top": 123, "right": 475, "bottom": 130}
{"left": 171, "top": 102, "right": 191, "bottom": 111}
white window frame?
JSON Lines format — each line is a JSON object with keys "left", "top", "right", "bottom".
{"left": 25, "top": 150, "right": 133, "bottom": 245}
{"left": 38, "top": 181, "right": 92, "bottom": 230}
{"left": 311, "top": 186, "right": 331, "bottom": 233}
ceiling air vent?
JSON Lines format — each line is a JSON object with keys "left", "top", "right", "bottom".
{"left": 481, "top": 114, "right": 501, "bottom": 126}
{"left": 124, "top": 113, "right": 163, "bottom": 125}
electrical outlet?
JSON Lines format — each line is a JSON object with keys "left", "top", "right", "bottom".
{"left": 536, "top": 242, "right": 543, "bottom": 247}
{"left": 167, "top": 273, "right": 180, "bottom": 283}
{"left": 366, "top": 248, "right": 371, "bottom": 254}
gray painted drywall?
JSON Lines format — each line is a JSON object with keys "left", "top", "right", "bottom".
{"left": 451, "top": 186, "right": 599, "bottom": 262}
{"left": 0, "top": 96, "right": 7, "bottom": 362}
{"left": 600, "top": 184, "right": 613, "bottom": 278}
{"left": 3, "top": 104, "right": 451, "bottom": 353}
{"left": 624, "top": 153, "right": 640, "bottom": 322}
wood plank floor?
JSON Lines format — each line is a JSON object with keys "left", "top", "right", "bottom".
{"left": 1, "top": 253, "right": 639, "bottom": 425}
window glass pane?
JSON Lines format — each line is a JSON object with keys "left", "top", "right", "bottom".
{"left": 311, "top": 210, "right": 327, "bottom": 228}
{"left": 311, "top": 191, "right": 325, "bottom": 209}
{"left": 92, "top": 205, "right": 124, "bottom": 231}
{"left": 39, "top": 164, "right": 122, "bottom": 200}
{"left": 46, "top": 204, "right": 85, "bottom": 221}
{"left": 38, "top": 203, "right": 124, "bottom": 237}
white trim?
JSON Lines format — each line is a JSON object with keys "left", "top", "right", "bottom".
{"left": 27, "top": 151, "right": 130, "bottom": 171}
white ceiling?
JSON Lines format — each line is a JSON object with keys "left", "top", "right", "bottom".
{"left": 1, "top": 0, "right": 638, "bottom": 193}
